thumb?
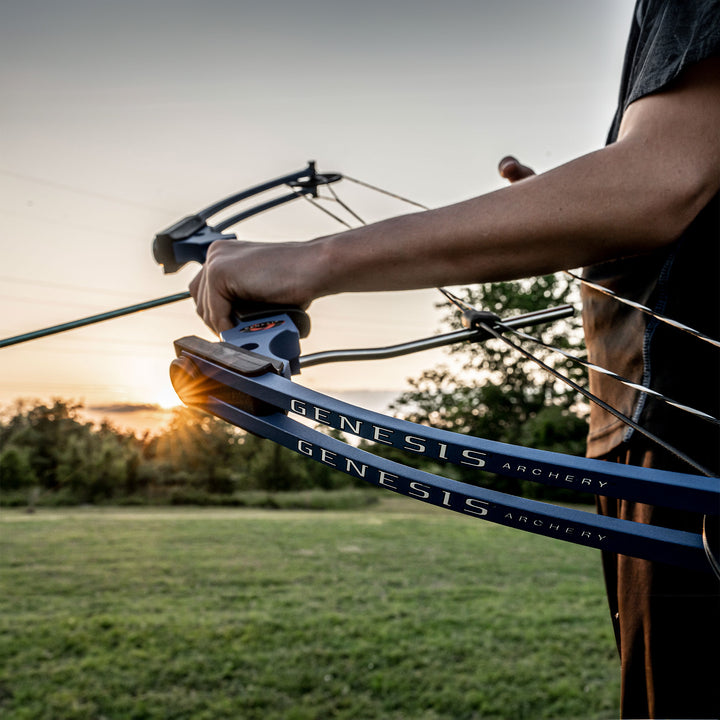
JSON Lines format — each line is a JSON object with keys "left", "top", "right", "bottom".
{"left": 498, "top": 155, "right": 536, "bottom": 183}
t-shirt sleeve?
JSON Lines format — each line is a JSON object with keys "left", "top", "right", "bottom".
{"left": 622, "top": 0, "right": 720, "bottom": 109}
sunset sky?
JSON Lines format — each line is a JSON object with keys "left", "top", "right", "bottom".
{"left": 0, "top": 0, "right": 635, "bottom": 431}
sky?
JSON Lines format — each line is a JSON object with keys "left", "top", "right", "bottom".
{"left": 0, "top": 0, "right": 636, "bottom": 432}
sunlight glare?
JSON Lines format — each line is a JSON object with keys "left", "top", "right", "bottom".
{"left": 155, "top": 383, "right": 182, "bottom": 410}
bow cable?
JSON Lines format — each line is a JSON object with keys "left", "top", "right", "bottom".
{"left": 565, "top": 270, "right": 720, "bottom": 350}
{"left": 503, "top": 325, "right": 720, "bottom": 426}
{"left": 316, "top": 175, "right": 720, "bottom": 436}
{"left": 339, "top": 174, "right": 720, "bottom": 352}
{"left": 474, "top": 318, "right": 716, "bottom": 478}
{"left": 324, "top": 181, "right": 368, "bottom": 226}
{"left": 291, "top": 187, "right": 356, "bottom": 229}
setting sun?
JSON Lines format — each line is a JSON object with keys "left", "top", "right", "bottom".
{"left": 154, "top": 384, "right": 182, "bottom": 410}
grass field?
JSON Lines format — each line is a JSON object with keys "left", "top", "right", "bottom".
{"left": 0, "top": 494, "right": 620, "bottom": 719}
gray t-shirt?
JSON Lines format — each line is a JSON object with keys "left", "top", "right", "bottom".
{"left": 581, "top": 0, "right": 720, "bottom": 470}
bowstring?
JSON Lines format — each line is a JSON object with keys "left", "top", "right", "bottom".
{"left": 290, "top": 180, "right": 478, "bottom": 317}
{"left": 308, "top": 174, "right": 719, "bottom": 469}
{"left": 340, "top": 175, "right": 720, "bottom": 352}
{"left": 565, "top": 270, "right": 720, "bottom": 350}
{"left": 503, "top": 324, "right": 720, "bottom": 427}
{"left": 343, "top": 175, "right": 430, "bottom": 211}
{"left": 481, "top": 320, "right": 716, "bottom": 478}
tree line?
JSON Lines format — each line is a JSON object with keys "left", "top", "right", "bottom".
{"left": 0, "top": 275, "right": 590, "bottom": 507}
{"left": 0, "top": 399, "right": 356, "bottom": 507}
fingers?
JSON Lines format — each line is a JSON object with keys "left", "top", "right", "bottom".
{"left": 498, "top": 155, "right": 536, "bottom": 183}
{"left": 188, "top": 243, "right": 236, "bottom": 335}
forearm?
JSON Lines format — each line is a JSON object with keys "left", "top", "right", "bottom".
{"left": 311, "top": 138, "right": 713, "bottom": 298}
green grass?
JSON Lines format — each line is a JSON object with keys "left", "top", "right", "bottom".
{"left": 0, "top": 495, "right": 620, "bottom": 719}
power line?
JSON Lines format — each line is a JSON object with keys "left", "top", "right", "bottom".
{"left": 0, "top": 167, "right": 174, "bottom": 215}
{"left": 0, "top": 273, "right": 174, "bottom": 299}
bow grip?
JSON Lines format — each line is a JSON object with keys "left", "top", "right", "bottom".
{"left": 220, "top": 302, "right": 311, "bottom": 377}
{"left": 231, "top": 301, "right": 311, "bottom": 338}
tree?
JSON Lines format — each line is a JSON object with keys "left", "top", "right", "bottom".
{"left": 0, "top": 400, "right": 91, "bottom": 490}
{"left": 0, "top": 400, "right": 147, "bottom": 503}
{"left": 151, "top": 406, "right": 244, "bottom": 493}
{"left": 55, "top": 424, "right": 132, "bottom": 503}
{"left": 0, "top": 445, "right": 37, "bottom": 491}
{"left": 237, "top": 434, "right": 313, "bottom": 492}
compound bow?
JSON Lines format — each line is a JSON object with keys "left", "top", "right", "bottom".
{"left": 3, "top": 161, "right": 718, "bottom": 576}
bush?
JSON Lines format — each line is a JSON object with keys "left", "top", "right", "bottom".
{"left": 0, "top": 445, "right": 37, "bottom": 490}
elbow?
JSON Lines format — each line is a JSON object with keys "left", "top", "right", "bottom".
{"left": 638, "top": 167, "right": 719, "bottom": 248}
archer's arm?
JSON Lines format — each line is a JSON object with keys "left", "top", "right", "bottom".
{"left": 190, "top": 57, "right": 720, "bottom": 334}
